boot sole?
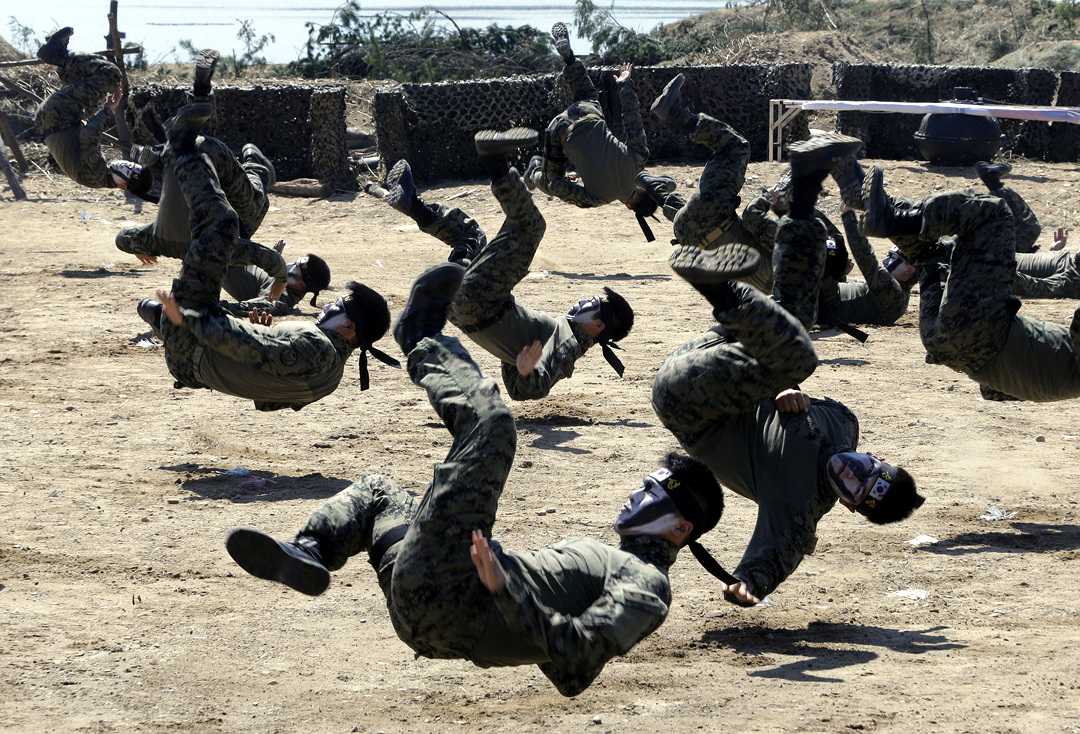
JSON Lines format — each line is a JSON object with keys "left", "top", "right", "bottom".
{"left": 226, "top": 528, "right": 330, "bottom": 596}
{"left": 858, "top": 165, "right": 887, "bottom": 237}
{"left": 650, "top": 74, "right": 685, "bottom": 119}
{"left": 789, "top": 133, "right": 863, "bottom": 177}
{"left": 669, "top": 244, "right": 761, "bottom": 283}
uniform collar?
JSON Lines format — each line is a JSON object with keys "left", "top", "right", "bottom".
{"left": 617, "top": 533, "right": 680, "bottom": 569}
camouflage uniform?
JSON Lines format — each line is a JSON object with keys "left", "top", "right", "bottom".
{"left": 648, "top": 114, "right": 774, "bottom": 292}
{"left": 414, "top": 202, "right": 488, "bottom": 266}
{"left": 446, "top": 171, "right": 596, "bottom": 400}
{"left": 738, "top": 192, "right": 779, "bottom": 293}
{"left": 771, "top": 214, "right": 830, "bottom": 331}
{"left": 115, "top": 134, "right": 278, "bottom": 275}
{"left": 219, "top": 265, "right": 304, "bottom": 317}
{"left": 1012, "top": 250, "right": 1080, "bottom": 300}
{"left": 526, "top": 60, "right": 648, "bottom": 207}
{"left": 917, "top": 190, "right": 1080, "bottom": 401}
{"left": 34, "top": 53, "right": 121, "bottom": 188}
{"left": 819, "top": 210, "right": 911, "bottom": 326}
{"left": 157, "top": 145, "right": 353, "bottom": 411}
{"left": 993, "top": 186, "right": 1041, "bottom": 253}
{"left": 651, "top": 251, "right": 859, "bottom": 602}
{"left": 298, "top": 334, "right": 677, "bottom": 696}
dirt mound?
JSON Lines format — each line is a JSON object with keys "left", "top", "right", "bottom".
{"left": 0, "top": 34, "right": 27, "bottom": 62}
{"left": 674, "top": 30, "right": 897, "bottom": 98}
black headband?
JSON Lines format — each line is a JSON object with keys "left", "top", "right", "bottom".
{"left": 356, "top": 344, "right": 401, "bottom": 390}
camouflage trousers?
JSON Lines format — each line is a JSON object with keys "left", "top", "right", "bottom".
{"left": 449, "top": 171, "right": 545, "bottom": 330}
{"left": 35, "top": 54, "right": 119, "bottom": 134}
{"left": 298, "top": 335, "right": 516, "bottom": 660}
{"left": 1012, "top": 250, "right": 1080, "bottom": 299}
{"left": 527, "top": 60, "right": 647, "bottom": 207}
{"left": 116, "top": 136, "right": 268, "bottom": 259}
{"left": 652, "top": 282, "right": 818, "bottom": 446}
{"left": 654, "top": 115, "right": 751, "bottom": 247}
{"left": 918, "top": 191, "right": 1016, "bottom": 372}
{"left": 166, "top": 145, "right": 240, "bottom": 308}
{"left": 418, "top": 202, "right": 488, "bottom": 266}
{"left": 838, "top": 209, "right": 908, "bottom": 322}
{"left": 994, "top": 186, "right": 1041, "bottom": 254}
{"left": 771, "top": 215, "right": 829, "bottom": 330}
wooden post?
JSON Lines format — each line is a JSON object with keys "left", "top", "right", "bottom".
{"left": 0, "top": 143, "right": 28, "bottom": 201}
{"left": 0, "top": 112, "right": 28, "bottom": 172}
{"left": 108, "top": 1, "right": 133, "bottom": 152}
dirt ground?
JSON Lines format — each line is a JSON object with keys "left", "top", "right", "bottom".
{"left": 3, "top": 148, "right": 1080, "bottom": 734}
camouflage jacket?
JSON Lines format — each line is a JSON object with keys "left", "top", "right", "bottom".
{"left": 482, "top": 534, "right": 676, "bottom": 697}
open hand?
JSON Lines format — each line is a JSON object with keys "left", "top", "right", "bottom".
{"left": 268, "top": 279, "right": 286, "bottom": 302}
{"left": 516, "top": 340, "right": 543, "bottom": 377}
{"left": 156, "top": 289, "right": 183, "bottom": 326}
{"left": 470, "top": 530, "right": 506, "bottom": 594}
{"left": 249, "top": 309, "right": 273, "bottom": 326}
{"left": 615, "top": 62, "right": 632, "bottom": 83}
{"left": 720, "top": 579, "right": 761, "bottom": 606}
{"left": 135, "top": 253, "right": 158, "bottom": 266}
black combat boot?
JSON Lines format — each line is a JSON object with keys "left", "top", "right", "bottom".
{"left": 859, "top": 165, "right": 923, "bottom": 239}
{"left": 392, "top": 262, "right": 466, "bottom": 355}
{"left": 193, "top": 49, "right": 220, "bottom": 98}
{"left": 225, "top": 528, "right": 332, "bottom": 596}
{"left": 241, "top": 143, "right": 276, "bottom": 188}
{"left": 650, "top": 73, "right": 697, "bottom": 130}
{"left": 37, "top": 27, "right": 74, "bottom": 65}
{"left": 975, "top": 160, "right": 1011, "bottom": 191}
{"left": 167, "top": 103, "right": 213, "bottom": 153}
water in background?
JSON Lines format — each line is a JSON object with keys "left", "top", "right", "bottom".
{"left": 10, "top": 1, "right": 721, "bottom": 64}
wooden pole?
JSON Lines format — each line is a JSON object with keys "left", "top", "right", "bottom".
{"left": 108, "top": 2, "right": 133, "bottom": 152}
{"left": 0, "top": 112, "right": 28, "bottom": 172}
{"left": 0, "top": 47, "right": 142, "bottom": 68}
{"left": 0, "top": 143, "right": 28, "bottom": 201}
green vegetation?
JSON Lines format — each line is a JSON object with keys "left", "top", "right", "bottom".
{"left": 290, "top": 1, "right": 556, "bottom": 82}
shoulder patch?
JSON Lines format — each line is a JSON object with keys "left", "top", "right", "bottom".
{"left": 622, "top": 588, "right": 668, "bottom": 615}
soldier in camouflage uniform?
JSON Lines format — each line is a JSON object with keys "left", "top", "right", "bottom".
{"left": 114, "top": 135, "right": 277, "bottom": 273}
{"left": 651, "top": 237, "right": 923, "bottom": 607}
{"left": 640, "top": 73, "right": 776, "bottom": 293}
{"left": 33, "top": 28, "right": 153, "bottom": 196}
{"left": 1012, "top": 247, "right": 1080, "bottom": 300}
{"left": 862, "top": 165, "right": 1080, "bottom": 401}
{"left": 226, "top": 261, "right": 727, "bottom": 697}
{"left": 523, "top": 23, "right": 648, "bottom": 210}
{"left": 141, "top": 104, "right": 396, "bottom": 409}
{"left": 651, "top": 141, "right": 924, "bottom": 606}
{"left": 818, "top": 206, "right": 914, "bottom": 327}
{"left": 219, "top": 249, "right": 332, "bottom": 318}
{"left": 377, "top": 138, "right": 635, "bottom": 401}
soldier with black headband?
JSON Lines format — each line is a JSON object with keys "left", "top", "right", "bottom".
{"left": 220, "top": 248, "right": 332, "bottom": 318}
{"left": 225, "top": 261, "right": 723, "bottom": 697}
{"left": 138, "top": 104, "right": 397, "bottom": 410}
{"left": 524, "top": 24, "right": 650, "bottom": 218}
{"left": 861, "top": 164, "right": 1080, "bottom": 402}
{"left": 378, "top": 132, "right": 634, "bottom": 401}
{"left": 651, "top": 138, "right": 924, "bottom": 607}
{"left": 33, "top": 27, "right": 154, "bottom": 197}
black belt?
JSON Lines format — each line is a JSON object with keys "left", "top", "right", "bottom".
{"left": 458, "top": 301, "right": 511, "bottom": 335}
{"left": 370, "top": 524, "right": 409, "bottom": 567}
{"left": 42, "top": 122, "right": 79, "bottom": 138}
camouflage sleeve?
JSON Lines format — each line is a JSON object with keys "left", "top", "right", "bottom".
{"left": 492, "top": 572, "right": 668, "bottom": 697}
{"left": 501, "top": 320, "right": 590, "bottom": 401}
{"left": 543, "top": 175, "right": 610, "bottom": 209}
{"left": 842, "top": 210, "right": 907, "bottom": 317}
{"left": 618, "top": 78, "right": 648, "bottom": 168}
{"left": 82, "top": 106, "right": 111, "bottom": 144}
{"left": 224, "top": 240, "right": 288, "bottom": 283}
{"left": 732, "top": 481, "right": 838, "bottom": 604}
{"left": 179, "top": 309, "right": 335, "bottom": 375}
{"left": 1011, "top": 269, "right": 1077, "bottom": 299}
{"left": 220, "top": 296, "right": 294, "bottom": 318}
{"left": 740, "top": 192, "right": 778, "bottom": 242}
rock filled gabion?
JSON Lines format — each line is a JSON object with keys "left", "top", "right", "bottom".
{"left": 126, "top": 82, "right": 351, "bottom": 186}
{"left": 374, "top": 64, "right": 813, "bottom": 183}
